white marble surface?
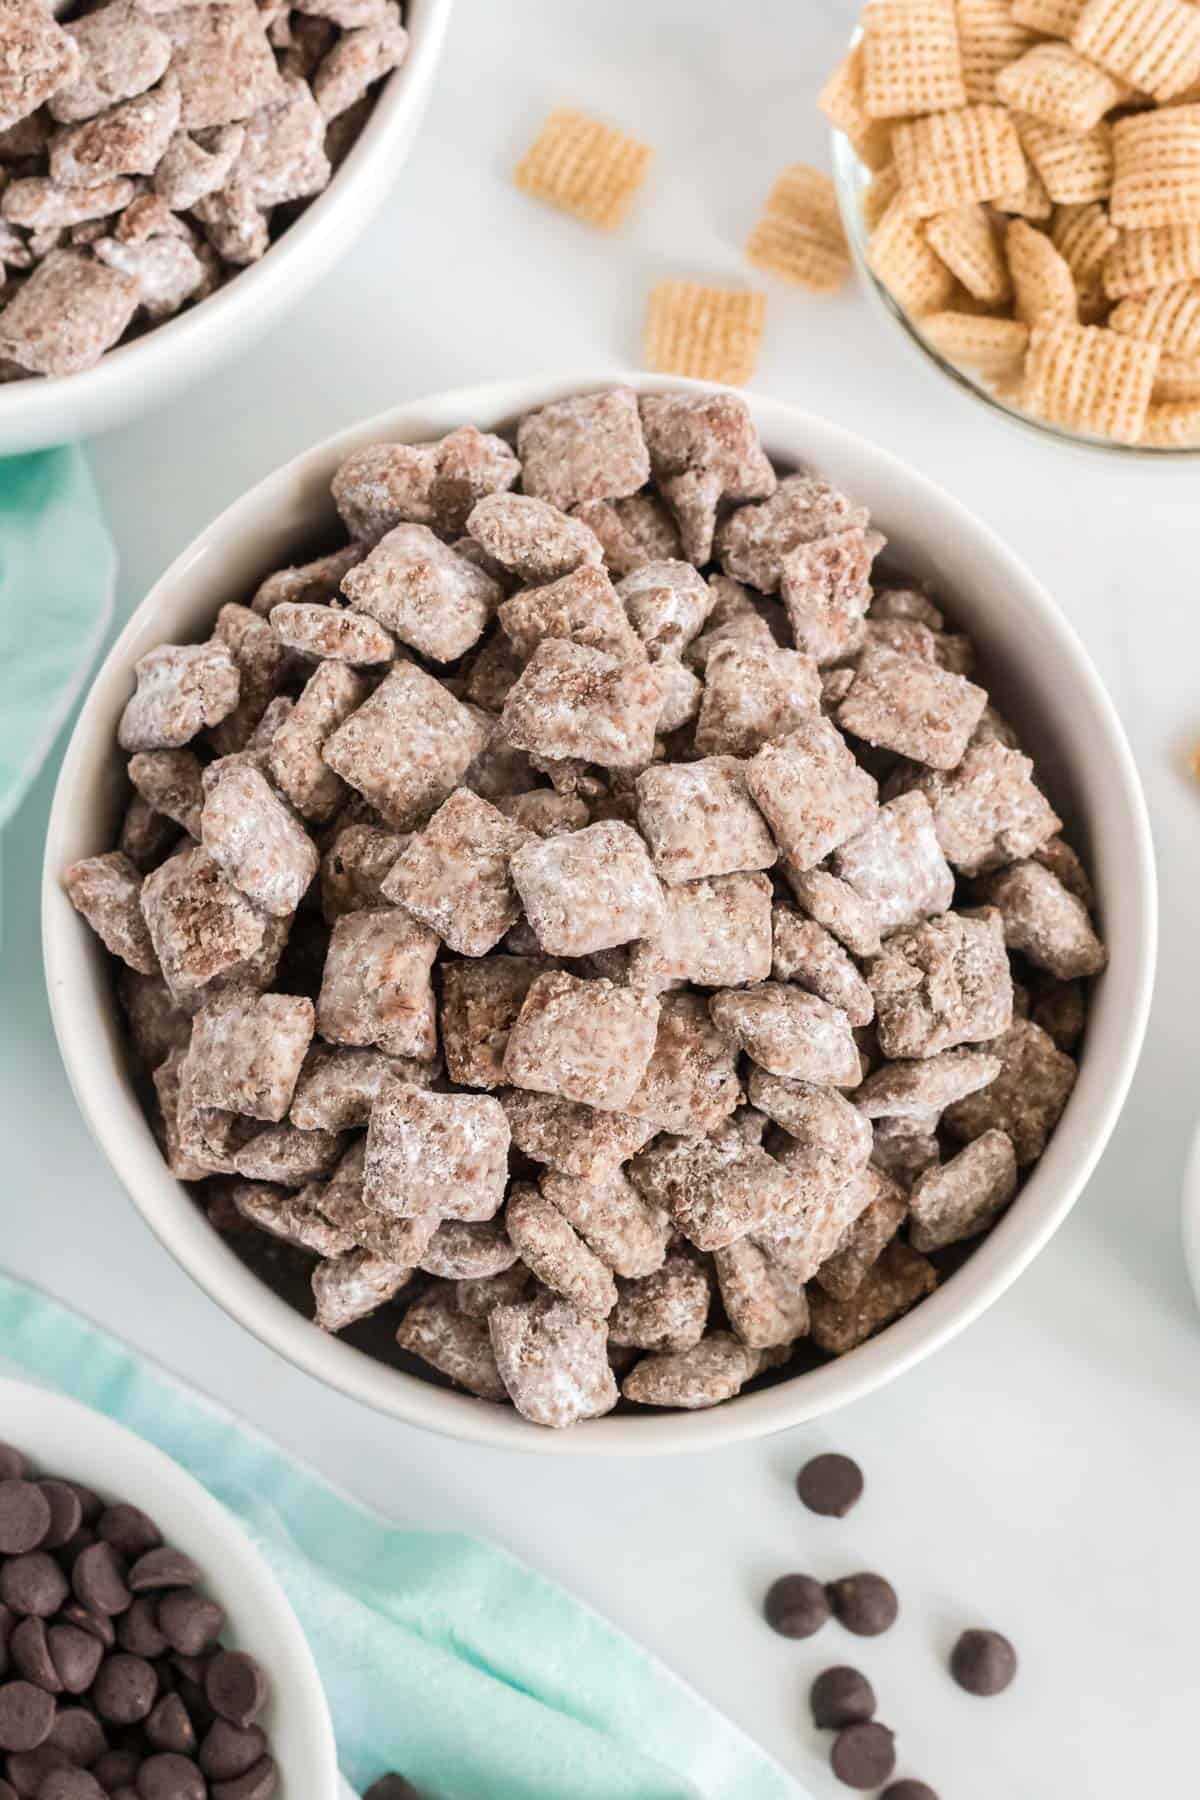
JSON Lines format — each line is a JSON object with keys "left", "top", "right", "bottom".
{"left": 5, "top": 2, "right": 1200, "bottom": 1795}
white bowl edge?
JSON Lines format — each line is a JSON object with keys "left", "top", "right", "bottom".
{"left": 41, "top": 371, "right": 1159, "bottom": 1456}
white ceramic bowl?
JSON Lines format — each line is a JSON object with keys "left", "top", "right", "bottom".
{"left": 0, "top": 1376, "right": 337, "bottom": 1796}
{"left": 42, "top": 373, "right": 1158, "bottom": 1455}
{"left": 0, "top": 0, "right": 452, "bottom": 456}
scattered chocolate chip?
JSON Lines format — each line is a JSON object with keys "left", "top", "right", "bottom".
{"left": 158, "top": 1591, "right": 224, "bottom": 1657}
{"left": 0, "top": 1678, "right": 56, "bottom": 1751}
{"left": 810, "top": 1665, "right": 877, "bottom": 1730}
{"left": 796, "top": 1453, "right": 864, "bottom": 1518}
{"left": 827, "top": 1572, "right": 898, "bottom": 1637}
{"left": 1, "top": 1552, "right": 69, "bottom": 1619}
{"left": 137, "top": 1751, "right": 206, "bottom": 1800}
{"left": 66, "top": 1485, "right": 102, "bottom": 1526}
{"left": 128, "top": 1548, "right": 199, "bottom": 1593}
{"left": 763, "top": 1573, "right": 830, "bottom": 1639}
{"left": 950, "top": 1627, "right": 1017, "bottom": 1696}
{"left": 145, "top": 1692, "right": 196, "bottom": 1756}
{"left": 6, "top": 1745, "right": 70, "bottom": 1797}
{"left": 99, "top": 1507, "right": 162, "bottom": 1561}
{"left": 47, "top": 1706, "right": 108, "bottom": 1766}
{"left": 881, "top": 1782, "right": 939, "bottom": 1800}
{"left": 92, "top": 1653, "right": 157, "bottom": 1725}
{"left": 831, "top": 1720, "right": 896, "bottom": 1790}
{"left": 210, "top": 1755, "right": 278, "bottom": 1800}
{"left": 72, "top": 1542, "right": 131, "bottom": 1617}
{"left": 35, "top": 1485, "right": 83, "bottom": 1553}
{"left": 205, "top": 1651, "right": 267, "bottom": 1729}
{"left": 0, "top": 1486, "right": 50, "bottom": 1557}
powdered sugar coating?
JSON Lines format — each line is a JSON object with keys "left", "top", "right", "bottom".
{"left": 200, "top": 759, "right": 318, "bottom": 917}
{"left": 832, "top": 792, "right": 955, "bottom": 934}
{"left": 231, "top": 1180, "right": 356, "bottom": 1257}
{"left": 0, "top": 0, "right": 81, "bottom": 133}
{"left": 779, "top": 527, "right": 879, "bottom": 665}
{"left": 944, "top": 1017, "right": 1077, "bottom": 1165}
{"left": 506, "top": 1184, "right": 617, "bottom": 1317}
{"left": 500, "top": 1088, "right": 656, "bottom": 1182}
{"left": 813, "top": 1170, "right": 908, "bottom": 1301}
{"left": 745, "top": 716, "right": 878, "bottom": 873}
{"left": 63, "top": 851, "right": 159, "bottom": 974}
{"left": 380, "top": 788, "right": 528, "bottom": 956}
{"left": 709, "top": 982, "right": 862, "bottom": 1086}
{"left": 289, "top": 1041, "right": 435, "bottom": 1130}
{"left": 313, "top": 1248, "right": 413, "bottom": 1333}
{"left": 322, "top": 661, "right": 488, "bottom": 829}
{"left": 364, "top": 1077, "right": 510, "bottom": 1221}
{"left": 538, "top": 1167, "right": 670, "bottom": 1280}
{"left": 319, "top": 822, "right": 407, "bottom": 921}
{"left": 837, "top": 644, "right": 988, "bottom": 771}
{"left": 341, "top": 524, "right": 499, "bottom": 664}
{"left": 184, "top": 989, "right": 313, "bottom": 1120}
{"left": 490, "top": 1292, "right": 618, "bottom": 1428}
{"left": 624, "top": 990, "right": 743, "bottom": 1136}
{"left": 467, "top": 493, "right": 603, "bottom": 584}
{"left": 622, "top": 1332, "right": 761, "bottom": 1410}
{"left": 714, "top": 1237, "right": 810, "bottom": 1349}
{"left": 808, "top": 1241, "right": 937, "bottom": 1355}
{"left": 316, "top": 907, "right": 438, "bottom": 1058}
{"left": 717, "top": 474, "right": 869, "bottom": 592}
{"left": 395, "top": 1286, "right": 507, "bottom": 1399}
{"left": 695, "top": 639, "right": 821, "bottom": 758}
{"left": 616, "top": 560, "right": 714, "bottom": 661}
{"left": 639, "top": 391, "right": 777, "bottom": 566}
{"left": 271, "top": 661, "right": 369, "bottom": 821}
{"left": 440, "top": 956, "right": 540, "bottom": 1089}
{"left": 629, "top": 871, "right": 773, "bottom": 991}
{"left": 908, "top": 1129, "right": 1017, "bottom": 1252}
{"left": 627, "top": 1130, "right": 796, "bottom": 1251}
{"left": 635, "top": 756, "right": 777, "bottom": 885}
{"left": 608, "top": 1252, "right": 712, "bottom": 1352}
{"left": 868, "top": 908, "right": 1014, "bottom": 1059}
{"left": 908, "top": 740, "right": 1061, "bottom": 876}
{"left": 418, "top": 1219, "right": 517, "bottom": 1281}
{"left": 786, "top": 866, "right": 882, "bottom": 958}
{"left": 855, "top": 1047, "right": 1002, "bottom": 1120}
{"left": 503, "top": 970, "right": 660, "bottom": 1111}
{"left": 139, "top": 845, "right": 267, "bottom": 1001}
{"left": 511, "top": 820, "right": 663, "bottom": 957}
{"left": 572, "top": 493, "right": 683, "bottom": 577}
{"left": 269, "top": 601, "right": 394, "bottom": 664}
{"left": 771, "top": 909, "right": 875, "bottom": 1027}
{"left": 498, "top": 639, "right": 662, "bottom": 771}
{"left": 118, "top": 641, "right": 240, "bottom": 753}
{"left": 981, "top": 858, "right": 1107, "bottom": 979}
{"left": 517, "top": 387, "right": 650, "bottom": 513}
{"left": 499, "top": 564, "right": 645, "bottom": 664}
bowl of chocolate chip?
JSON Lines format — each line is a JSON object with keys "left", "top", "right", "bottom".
{"left": 0, "top": 1378, "right": 337, "bottom": 1795}
{"left": 43, "top": 374, "right": 1156, "bottom": 1452}
{"left": 0, "top": 0, "right": 452, "bottom": 454}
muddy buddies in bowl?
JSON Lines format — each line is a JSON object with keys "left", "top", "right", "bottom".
{"left": 0, "top": 0, "right": 408, "bottom": 379}
{"left": 61, "top": 384, "right": 1108, "bottom": 1431}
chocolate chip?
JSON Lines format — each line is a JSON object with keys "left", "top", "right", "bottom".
{"left": 158, "top": 1591, "right": 224, "bottom": 1657}
{"left": 10, "top": 1617, "right": 61, "bottom": 1691}
{"left": 66, "top": 1485, "right": 102, "bottom": 1526}
{"left": 763, "top": 1574, "right": 830, "bottom": 1639}
{"left": 118, "top": 1596, "right": 169, "bottom": 1659}
{"left": 35, "top": 1485, "right": 83, "bottom": 1553}
{"left": 199, "top": 1721, "right": 266, "bottom": 1781}
{"left": 56, "top": 1604, "right": 115, "bottom": 1650}
{"left": 949, "top": 1627, "right": 1017, "bottom": 1696}
{"left": 92, "top": 1653, "right": 157, "bottom": 1725}
{"left": 831, "top": 1721, "right": 896, "bottom": 1790}
{"left": 364, "top": 1780, "right": 422, "bottom": 1800}
{"left": 827, "top": 1572, "right": 898, "bottom": 1637}
{"left": 810, "top": 1665, "right": 876, "bottom": 1730}
{"left": 1, "top": 1553, "right": 69, "bottom": 1620}
{"left": 99, "top": 1506, "right": 163, "bottom": 1561}
{"left": 93, "top": 1750, "right": 140, "bottom": 1790}
{"left": 796, "top": 1453, "right": 863, "bottom": 1518}
{"left": 146, "top": 1693, "right": 196, "bottom": 1756}
{"left": 881, "top": 1782, "right": 939, "bottom": 1800}
{"left": 211, "top": 1757, "right": 278, "bottom": 1800}
{"left": 0, "top": 1450, "right": 28, "bottom": 1483}
{"left": 5, "top": 1746, "right": 70, "bottom": 1797}
{"left": 205, "top": 1652, "right": 266, "bottom": 1728}
{"left": 128, "top": 1548, "right": 199, "bottom": 1593}
{"left": 47, "top": 1705, "right": 108, "bottom": 1766}
{"left": 40, "top": 1772, "right": 106, "bottom": 1800}
{"left": 0, "top": 1486, "right": 50, "bottom": 1557}
{"left": 72, "top": 1542, "right": 132, "bottom": 1617}
{"left": 0, "top": 1678, "right": 56, "bottom": 1751}
{"left": 137, "top": 1752, "right": 206, "bottom": 1800}
{"left": 173, "top": 1674, "right": 214, "bottom": 1740}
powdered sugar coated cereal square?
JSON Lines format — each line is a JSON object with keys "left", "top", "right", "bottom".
{"left": 510, "top": 820, "right": 664, "bottom": 957}
{"left": 364, "top": 1076, "right": 510, "bottom": 1221}
{"left": 503, "top": 970, "right": 660, "bottom": 1111}
{"left": 380, "top": 788, "right": 529, "bottom": 956}
{"left": 517, "top": 388, "right": 650, "bottom": 513}
{"left": 635, "top": 756, "right": 777, "bottom": 884}
{"left": 316, "top": 908, "right": 438, "bottom": 1059}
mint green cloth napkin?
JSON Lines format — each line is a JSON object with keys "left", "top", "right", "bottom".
{"left": 0, "top": 1271, "right": 804, "bottom": 1800}
{"left": 0, "top": 448, "right": 116, "bottom": 832}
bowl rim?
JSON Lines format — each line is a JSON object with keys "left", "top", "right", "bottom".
{"left": 0, "top": 0, "right": 454, "bottom": 451}
{"left": 829, "top": 124, "right": 1200, "bottom": 460}
{"left": 42, "top": 371, "right": 1159, "bottom": 1456}
{"left": 0, "top": 1374, "right": 338, "bottom": 1796}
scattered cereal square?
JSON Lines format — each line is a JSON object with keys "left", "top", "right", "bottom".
{"left": 514, "top": 107, "right": 652, "bottom": 231}
{"left": 644, "top": 281, "right": 766, "bottom": 386}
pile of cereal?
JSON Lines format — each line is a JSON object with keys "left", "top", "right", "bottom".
{"left": 822, "top": 0, "right": 1200, "bottom": 446}
{"left": 63, "top": 384, "right": 1107, "bottom": 1430}
{"left": 0, "top": 1439, "right": 276, "bottom": 1793}
{"left": 0, "top": 0, "right": 407, "bottom": 380}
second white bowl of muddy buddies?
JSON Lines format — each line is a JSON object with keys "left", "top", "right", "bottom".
{"left": 0, "top": 0, "right": 452, "bottom": 453}
{"left": 43, "top": 374, "right": 1156, "bottom": 1453}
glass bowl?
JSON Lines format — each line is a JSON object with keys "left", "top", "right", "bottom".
{"left": 830, "top": 124, "right": 1200, "bottom": 460}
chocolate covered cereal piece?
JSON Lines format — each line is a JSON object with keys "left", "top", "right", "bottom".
{"left": 316, "top": 908, "right": 438, "bottom": 1059}
{"left": 622, "top": 1331, "right": 761, "bottom": 1409}
{"left": 625, "top": 991, "right": 743, "bottom": 1136}
{"left": 118, "top": 641, "right": 240, "bottom": 753}
{"left": 234, "top": 1120, "right": 345, "bottom": 1184}
{"left": 494, "top": 789, "right": 589, "bottom": 838}
{"left": 269, "top": 601, "right": 394, "bottom": 665}
{"left": 118, "top": 967, "right": 191, "bottom": 1068}
{"left": 510, "top": 820, "right": 663, "bottom": 957}
{"left": 251, "top": 544, "right": 365, "bottom": 616}
{"left": 695, "top": 639, "right": 821, "bottom": 757}
{"left": 232, "top": 1180, "right": 355, "bottom": 1256}
{"left": 779, "top": 527, "right": 879, "bottom": 665}
{"left": 203, "top": 602, "right": 289, "bottom": 754}
{"left": 539, "top": 1168, "right": 670, "bottom": 1279}
{"left": 52, "top": 2, "right": 169, "bottom": 124}
{"left": 500, "top": 1088, "right": 656, "bottom": 1180}
{"left": 152, "top": 1046, "right": 221, "bottom": 1179}
{"left": 498, "top": 639, "right": 662, "bottom": 771}
{"left": 322, "top": 662, "right": 488, "bottom": 829}
{"left": 908, "top": 1129, "right": 1018, "bottom": 1252}
{"left": 332, "top": 426, "right": 518, "bottom": 543}
{"left": 855, "top": 1046, "right": 1002, "bottom": 1119}
{"left": 868, "top": 909, "right": 1013, "bottom": 1058}
{"left": 319, "top": 822, "right": 407, "bottom": 921}
{"left": 229, "top": 68, "right": 329, "bottom": 206}
{"left": 270, "top": 662, "right": 371, "bottom": 822}
{"left": 745, "top": 717, "right": 878, "bottom": 872}
{"left": 364, "top": 1078, "right": 510, "bottom": 1221}
{"left": 418, "top": 1219, "right": 517, "bottom": 1281}
{"left": 608, "top": 1251, "right": 712, "bottom": 1351}
{"left": 49, "top": 75, "right": 182, "bottom": 187}
{"left": 490, "top": 1292, "right": 618, "bottom": 1427}
{"left": 439, "top": 956, "right": 541, "bottom": 1089}
{"left": 909, "top": 740, "right": 1061, "bottom": 875}
{"left": 808, "top": 1240, "right": 937, "bottom": 1355}
{"left": 118, "top": 791, "right": 177, "bottom": 871}
{"left": 466, "top": 493, "right": 602, "bottom": 584}
{"left": 754, "top": 1155, "right": 879, "bottom": 1286}
{"left": 747, "top": 1071, "right": 873, "bottom": 1180}
{"left": 340, "top": 524, "right": 500, "bottom": 664}
{"left": 380, "top": 788, "right": 528, "bottom": 956}
{"left": 832, "top": 792, "right": 955, "bottom": 933}
{"left": 290, "top": 1042, "right": 434, "bottom": 1130}
{"left": 771, "top": 909, "right": 874, "bottom": 1027}
{"left": 506, "top": 1184, "right": 617, "bottom": 1316}
{"left": 498, "top": 564, "right": 644, "bottom": 663}
{"left": 627, "top": 1130, "right": 797, "bottom": 1250}
{"left": 814, "top": 1170, "right": 908, "bottom": 1300}
{"left": 709, "top": 983, "right": 862, "bottom": 1085}
{"left": 837, "top": 645, "right": 987, "bottom": 771}
{"left": 503, "top": 971, "right": 660, "bottom": 1110}
{"left": 157, "top": 0, "right": 284, "bottom": 133}
{"left": 943, "top": 1017, "right": 1076, "bottom": 1164}
{"left": 572, "top": 492, "right": 683, "bottom": 577}
{"left": 639, "top": 391, "right": 777, "bottom": 566}
{"left": 455, "top": 1261, "right": 533, "bottom": 1318}
{"left": 629, "top": 871, "right": 773, "bottom": 991}
{"left": 392, "top": 1285, "right": 507, "bottom": 1397}
{"left": 93, "top": 224, "right": 209, "bottom": 322}
{"left": 717, "top": 474, "right": 868, "bottom": 592}
{"left": 980, "top": 859, "right": 1107, "bottom": 979}
{"left": 0, "top": 0, "right": 81, "bottom": 132}
{"left": 616, "top": 559, "right": 714, "bottom": 660}
{"left": 200, "top": 761, "right": 318, "bottom": 917}
{"left": 183, "top": 989, "right": 313, "bottom": 1120}
{"left": 310, "top": 3, "right": 407, "bottom": 120}
{"left": 154, "top": 119, "right": 245, "bottom": 208}
{"left": 714, "top": 1237, "right": 810, "bottom": 1348}
{"left": 63, "top": 851, "right": 159, "bottom": 974}
{"left": 313, "top": 1248, "right": 412, "bottom": 1332}
{"left": 314, "top": 1139, "right": 440, "bottom": 1262}
{"left": 1031, "top": 973, "right": 1085, "bottom": 1051}
{"left": 516, "top": 387, "right": 649, "bottom": 513}
{"left": 635, "top": 756, "right": 776, "bottom": 884}
{"left": 140, "top": 845, "right": 266, "bottom": 1001}
{"left": 786, "top": 866, "right": 881, "bottom": 958}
